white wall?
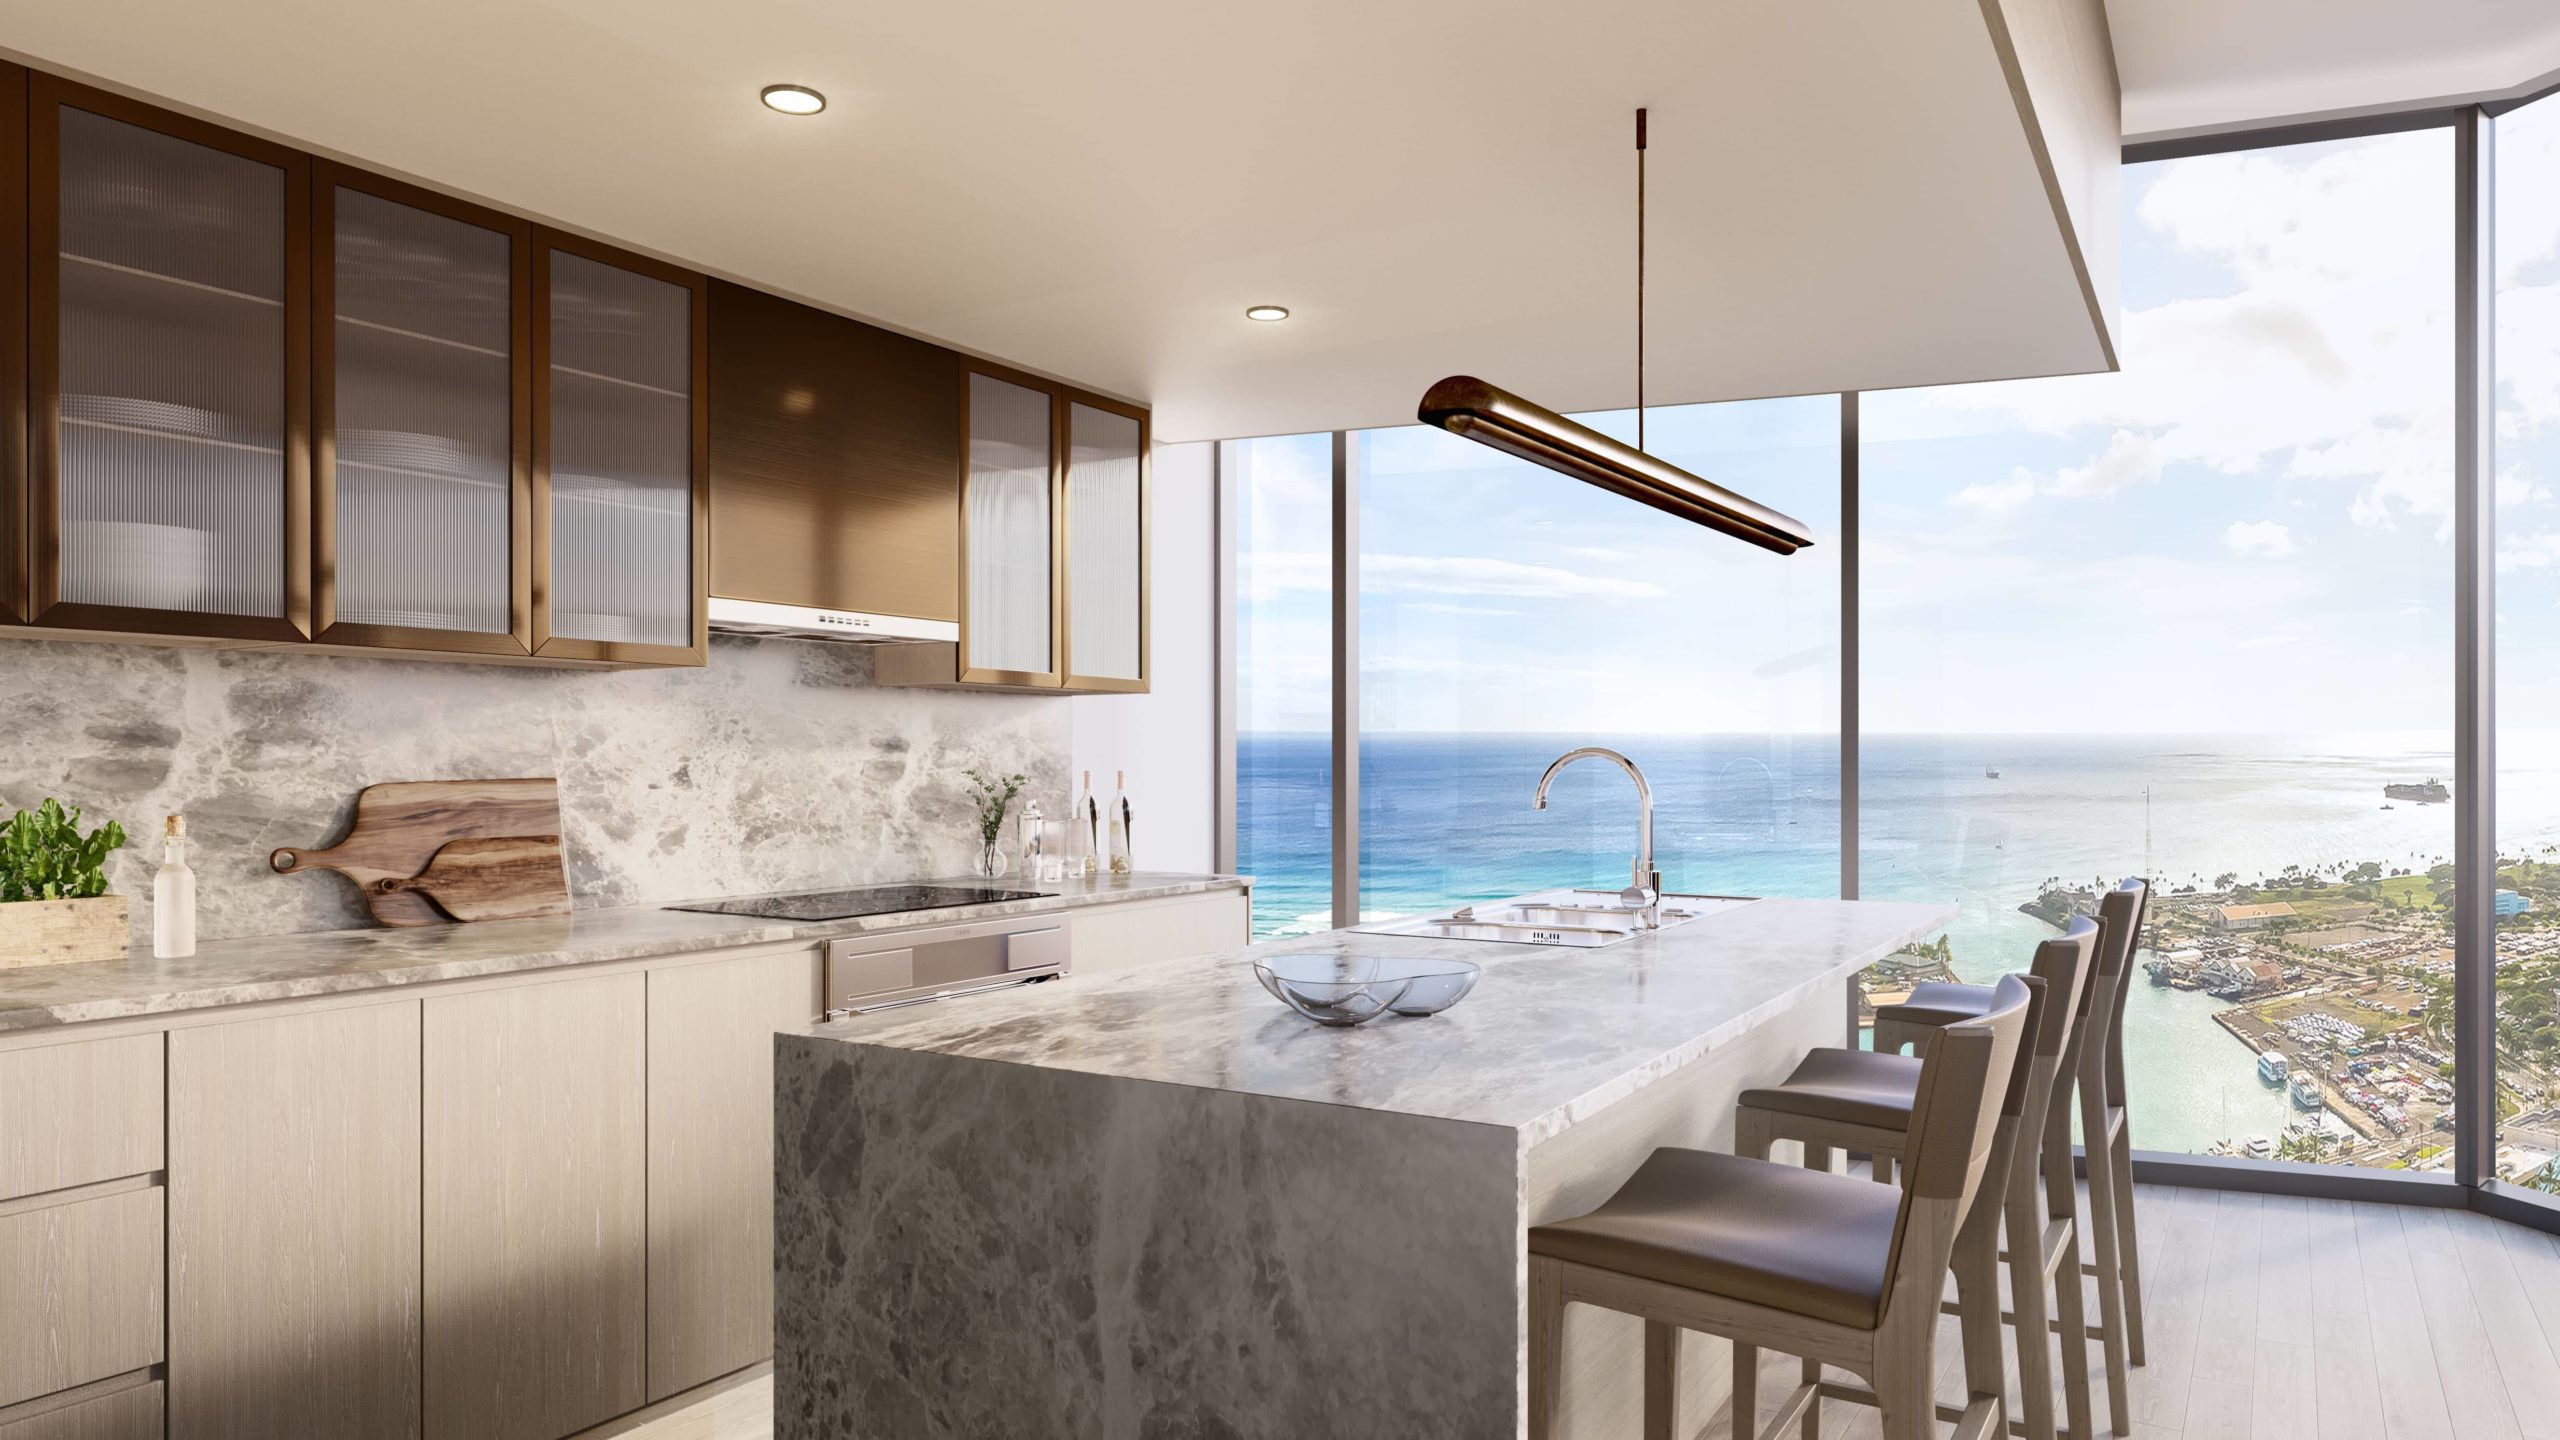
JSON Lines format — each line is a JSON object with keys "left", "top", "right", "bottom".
{"left": 1073, "top": 440, "right": 1216, "bottom": 872}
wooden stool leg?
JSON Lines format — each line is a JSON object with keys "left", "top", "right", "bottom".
{"left": 2110, "top": 1124, "right": 2146, "bottom": 1366}
{"left": 2003, "top": 1193, "right": 2058, "bottom": 1440}
{"left": 2048, "top": 1213, "right": 2096, "bottom": 1440}
{"left": 1953, "top": 1195, "right": 2011, "bottom": 1440}
{"left": 1803, "top": 1140, "right": 1833, "bottom": 1176}
{"left": 1801, "top": 1356, "right": 1823, "bottom": 1440}
{"left": 1730, "top": 1339, "right": 1757, "bottom": 1440}
{"left": 1645, "top": 1321, "right": 1680, "bottom": 1440}
{"left": 2079, "top": 1098, "right": 2134, "bottom": 1437}
{"left": 1874, "top": 1312, "right": 1934, "bottom": 1440}
{"left": 1530, "top": 1255, "right": 1563, "bottom": 1440}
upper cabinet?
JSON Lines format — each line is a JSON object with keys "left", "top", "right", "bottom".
{"left": 878, "top": 368, "right": 1150, "bottom": 694}
{"left": 29, "top": 76, "right": 310, "bottom": 642}
{"left": 962, "top": 370, "right": 1061, "bottom": 686}
{"left": 316, "top": 167, "right": 531, "bottom": 655}
{"left": 1063, "top": 399, "right": 1147, "bottom": 691}
{"left": 533, "top": 236, "right": 708, "bottom": 666}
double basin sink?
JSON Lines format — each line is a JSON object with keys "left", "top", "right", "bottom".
{"left": 1354, "top": 888, "right": 1757, "bottom": 948}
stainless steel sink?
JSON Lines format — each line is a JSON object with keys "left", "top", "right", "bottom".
{"left": 1353, "top": 888, "right": 1757, "bottom": 948}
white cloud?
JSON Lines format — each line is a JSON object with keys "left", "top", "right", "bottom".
{"left": 2045, "top": 429, "right": 2163, "bottom": 497}
{"left": 2224, "top": 520, "right": 2297, "bottom": 558}
{"left": 1952, "top": 471, "right": 2036, "bottom": 512}
{"left": 2499, "top": 531, "right": 2560, "bottom": 572}
{"left": 1361, "top": 554, "right": 1665, "bottom": 601}
{"left": 1242, "top": 550, "right": 1665, "bottom": 603}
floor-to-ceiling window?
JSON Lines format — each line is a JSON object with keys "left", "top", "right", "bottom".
{"left": 1228, "top": 433, "right": 1335, "bottom": 938}
{"left": 2495, "top": 92, "right": 2560, "bottom": 1186}
{"left": 1353, "top": 398, "right": 1841, "bottom": 919}
{"left": 1862, "top": 127, "right": 2457, "bottom": 1166}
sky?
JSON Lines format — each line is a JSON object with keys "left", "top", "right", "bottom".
{"left": 1239, "top": 96, "right": 2560, "bottom": 738}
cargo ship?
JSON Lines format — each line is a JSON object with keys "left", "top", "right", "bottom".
{"left": 2385, "top": 778, "right": 2450, "bottom": 803}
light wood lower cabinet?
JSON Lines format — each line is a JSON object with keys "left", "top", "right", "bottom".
{"left": 0, "top": 1380, "right": 163, "bottom": 1440}
{"left": 0, "top": 1034, "right": 162, "bottom": 1203}
{"left": 645, "top": 947, "right": 818, "bottom": 1400}
{"left": 1067, "top": 889, "right": 1251, "bottom": 980}
{"left": 168, "top": 1002, "right": 421, "bottom": 1440}
{"left": 424, "top": 971, "right": 647, "bottom": 1440}
{"left": 0, "top": 1187, "right": 162, "bottom": 1409}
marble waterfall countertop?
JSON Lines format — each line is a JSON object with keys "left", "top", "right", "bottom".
{"left": 0, "top": 871, "right": 1246, "bottom": 1033}
{"left": 802, "top": 896, "right": 1952, "bottom": 1145}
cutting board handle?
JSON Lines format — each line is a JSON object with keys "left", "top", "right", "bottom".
{"left": 270, "top": 846, "right": 331, "bottom": 874}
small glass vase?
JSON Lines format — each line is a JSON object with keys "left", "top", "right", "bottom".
{"left": 972, "top": 840, "right": 1009, "bottom": 878}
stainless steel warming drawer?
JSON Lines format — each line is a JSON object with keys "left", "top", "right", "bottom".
{"left": 822, "top": 914, "right": 1068, "bottom": 1016}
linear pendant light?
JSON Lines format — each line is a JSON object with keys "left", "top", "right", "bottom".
{"left": 1414, "top": 109, "right": 1815, "bottom": 556}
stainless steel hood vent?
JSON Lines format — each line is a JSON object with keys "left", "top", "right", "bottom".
{"left": 706, "top": 597, "right": 958, "bottom": 645}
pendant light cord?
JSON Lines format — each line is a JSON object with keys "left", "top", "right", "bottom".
{"left": 1635, "top": 107, "right": 1647, "bottom": 452}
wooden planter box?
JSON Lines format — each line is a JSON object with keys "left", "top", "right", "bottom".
{"left": 0, "top": 896, "right": 131, "bottom": 969}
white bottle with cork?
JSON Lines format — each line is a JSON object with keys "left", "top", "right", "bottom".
{"left": 1108, "top": 771, "right": 1132, "bottom": 877}
{"left": 153, "top": 813, "right": 196, "bottom": 959}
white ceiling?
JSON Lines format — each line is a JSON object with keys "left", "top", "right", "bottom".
{"left": 3, "top": 0, "right": 2109, "bottom": 442}
{"left": 2110, "top": 0, "right": 2560, "bottom": 140}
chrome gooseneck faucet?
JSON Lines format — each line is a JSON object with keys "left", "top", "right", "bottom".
{"left": 1534, "top": 746, "right": 1660, "bottom": 927}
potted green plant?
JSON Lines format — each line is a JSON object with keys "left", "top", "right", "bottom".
{"left": 0, "top": 798, "right": 130, "bottom": 969}
{"left": 962, "top": 769, "right": 1027, "bottom": 878}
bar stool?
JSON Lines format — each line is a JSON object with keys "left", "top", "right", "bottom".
{"left": 1870, "top": 878, "right": 2151, "bottom": 1437}
{"left": 1527, "top": 974, "right": 2037, "bottom": 1440}
{"left": 1734, "top": 921, "right": 2096, "bottom": 1440}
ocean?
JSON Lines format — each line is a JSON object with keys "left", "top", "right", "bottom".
{"left": 1235, "top": 729, "right": 2546, "bottom": 1154}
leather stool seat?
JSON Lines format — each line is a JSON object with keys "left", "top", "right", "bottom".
{"left": 1736, "top": 1048, "right": 1923, "bottom": 1131}
{"left": 1873, "top": 980, "right": 1996, "bottom": 1030}
{"left": 1530, "top": 1147, "right": 1901, "bottom": 1329}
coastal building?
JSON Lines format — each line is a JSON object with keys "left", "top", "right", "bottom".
{"left": 2497, "top": 889, "right": 2533, "bottom": 918}
{"left": 2216, "top": 901, "right": 2298, "bottom": 931}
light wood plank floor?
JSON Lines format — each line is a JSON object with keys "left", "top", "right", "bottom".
{"left": 628, "top": 1184, "right": 2559, "bottom": 1440}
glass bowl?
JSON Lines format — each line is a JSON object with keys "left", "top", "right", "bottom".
{"left": 1372, "top": 957, "right": 1482, "bottom": 1015}
{"left": 1253, "top": 954, "right": 1483, "bottom": 1025}
{"left": 1254, "top": 954, "right": 1414, "bottom": 1027}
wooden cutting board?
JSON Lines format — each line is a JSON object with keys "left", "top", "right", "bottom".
{"left": 374, "top": 836, "right": 569, "bottom": 923}
{"left": 271, "top": 779, "right": 564, "bottom": 927}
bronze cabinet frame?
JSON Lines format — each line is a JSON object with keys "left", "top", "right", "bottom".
{"left": 312, "top": 162, "right": 535, "bottom": 658}
{"left": 529, "top": 229, "right": 711, "bottom": 669}
{"left": 954, "top": 361, "right": 1067, "bottom": 689}
{"left": 27, "top": 73, "right": 313, "bottom": 644}
{"left": 1059, "top": 391, "right": 1149, "bottom": 694}
{"left": 0, "top": 63, "right": 25, "bottom": 625}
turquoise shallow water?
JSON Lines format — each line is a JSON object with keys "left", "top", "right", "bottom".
{"left": 1237, "top": 730, "right": 2507, "bottom": 1154}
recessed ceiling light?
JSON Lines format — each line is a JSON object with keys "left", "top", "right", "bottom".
{"left": 760, "top": 84, "right": 826, "bottom": 116}
{"left": 1245, "top": 305, "right": 1290, "bottom": 322}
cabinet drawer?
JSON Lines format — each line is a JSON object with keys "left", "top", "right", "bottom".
{"left": 0, "top": 1034, "right": 162, "bottom": 1202}
{"left": 0, "top": 1186, "right": 165, "bottom": 1406}
{"left": 0, "top": 1380, "right": 162, "bottom": 1440}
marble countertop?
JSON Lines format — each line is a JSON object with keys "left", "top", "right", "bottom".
{"left": 0, "top": 872, "right": 1248, "bottom": 1033}
{"left": 798, "top": 897, "right": 1953, "bottom": 1143}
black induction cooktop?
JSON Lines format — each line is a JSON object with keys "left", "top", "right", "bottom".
{"left": 667, "top": 885, "right": 1050, "bottom": 922}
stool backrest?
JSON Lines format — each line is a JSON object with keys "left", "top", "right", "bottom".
{"left": 1881, "top": 973, "right": 2033, "bottom": 1318}
{"left": 2078, "top": 879, "right": 2148, "bottom": 1111}
{"left": 2105, "top": 878, "right": 2151, "bottom": 1108}
{"left": 2008, "top": 917, "right": 2097, "bottom": 1123}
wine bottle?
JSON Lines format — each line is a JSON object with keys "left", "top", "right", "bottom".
{"left": 1108, "top": 770, "right": 1132, "bottom": 876}
{"left": 1077, "top": 771, "right": 1100, "bottom": 878}
{"left": 153, "top": 814, "right": 196, "bottom": 959}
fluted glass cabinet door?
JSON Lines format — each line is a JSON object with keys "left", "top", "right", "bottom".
{"left": 321, "top": 178, "right": 525, "bottom": 648}
{"left": 1064, "top": 402, "right": 1145, "bottom": 689}
{"left": 963, "top": 372, "right": 1057, "bottom": 682}
{"left": 35, "top": 83, "right": 309, "bottom": 639}
{"left": 537, "top": 242, "right": 705, "bottom": 662}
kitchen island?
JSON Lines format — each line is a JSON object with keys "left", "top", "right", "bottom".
{"left": 773, "top": 895, "right": 1953, "bottom": 1440}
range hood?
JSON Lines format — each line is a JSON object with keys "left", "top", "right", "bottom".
{"left": 707, "top": 597, "right": 957, "bottom": 645}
